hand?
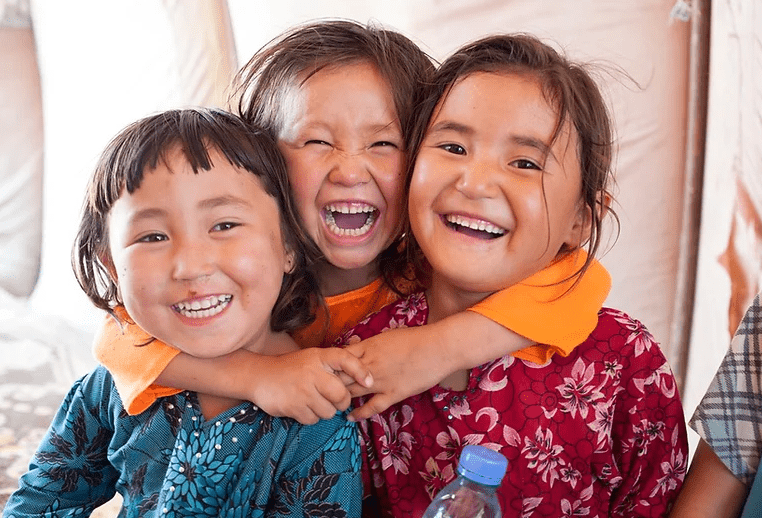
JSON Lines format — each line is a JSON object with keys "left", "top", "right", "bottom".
{"left": 344, "top": 325, "right": 455, "bottom": 421}
{"left": 248, "top": 347, "right": 374, "bottom": 425}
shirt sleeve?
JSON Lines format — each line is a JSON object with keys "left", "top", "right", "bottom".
{"left": 268, "top": 414, "right": 362, "bottom": 517}
{"left": 92, "top": 307, "right": 182, "bottom": 415}
{"left": 608, "top": 323, "right": 688, "bottom": 517}
{"left": 468, "top": 250, "right": 611, "bottom": 363}
{"left": 690, "top": 293, "right": 762, "bottom": 486}
{"left": 2, "top": 367, "right": 120, "bottom": 516}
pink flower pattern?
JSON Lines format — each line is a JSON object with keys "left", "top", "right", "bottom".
{"left": 342, "top": 293, "right": 688, "bottom": 518}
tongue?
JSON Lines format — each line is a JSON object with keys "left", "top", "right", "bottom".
{"left": 332, "top": 212, "right": 370, "bottom": 230}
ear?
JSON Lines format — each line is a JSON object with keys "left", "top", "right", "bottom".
{"left": 564, "top": 200, "right": 594, "bottom": 250}
{"left": 283, "top": 247, "right": 296, "bottom": 275}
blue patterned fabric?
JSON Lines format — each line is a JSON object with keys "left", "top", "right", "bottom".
{"left": 691, "top": 294, "right": 762, "bottom": 486}
{"left": 3, "top": 365, "right": 361, "bottom": 517}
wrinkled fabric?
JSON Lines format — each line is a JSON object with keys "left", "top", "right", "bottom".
{"left": 341, "top": 293, "right": 688, "bottom": 517}
{"left": 3, "top": 365, "right": 362, "bottom": 517}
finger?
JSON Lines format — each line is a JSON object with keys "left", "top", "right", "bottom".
{"left": 336, "top": 371, "right": 355, "bottom": 386}
{"left": 311, "top": 392, "right": 347, "bottom": 419}
{"left": 348, "top": 394, "right": 392, "bottom": 422}
{"left": 346, "top": 382, "right": 372, "bottom": 398}
{"left": 316, "top": 374, "right": 353, "bottom": 410}
{"left": 343, "top": 342, "right": 365, "bottom": 358}
{"left": 326, "top": 351, "right": 373, "bottom": 388}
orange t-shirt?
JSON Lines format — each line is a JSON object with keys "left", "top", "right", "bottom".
{"left": 94, "top": 251, "right": 610, "bottom": 415}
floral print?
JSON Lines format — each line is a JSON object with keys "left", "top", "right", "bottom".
{"left": 3, "top": 366, "right": 361, "bottom": 517}
{"left": 342, "top": 292, "right": 687, "bottom": 517}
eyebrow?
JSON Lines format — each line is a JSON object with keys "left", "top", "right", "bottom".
{"left": 197, "top": 194, "right": 253, "bottom": 211}
{"left": 428, "top": 119, "right": 558, "bottom": 163}
{"left": 128, "top": 195, "right": 254, "bottom": 225}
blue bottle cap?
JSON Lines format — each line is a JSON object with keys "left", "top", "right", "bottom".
{"left": 456, "top": 445, "right": 508, "bottom": 486}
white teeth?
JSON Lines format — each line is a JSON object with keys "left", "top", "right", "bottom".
{"left": 445, "top": 214, "right": 506, "bottom": 236}
{"left": 323, "top": 203, "right": 378, "bottom": 237}
{"left": 325, "top": 203, "right": 375, "bottom": 214}
{"left": 174, "top": 295, "right": 232, "bottom": 319}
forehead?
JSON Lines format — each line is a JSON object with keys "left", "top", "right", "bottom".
{"left": 278, "top": 61, "right": 399, "bottom": 139}
{"left": 438, "top": 72, "right": 553, "bottom": 118}
{"left": 436, "top": 72, "right": 574, "bottom": 142}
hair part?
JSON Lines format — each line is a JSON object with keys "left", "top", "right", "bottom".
{"left": 408, "top": 33, "right": 619, "bottom": 283}
{"left": 72, "top": 108, "right": 320, "bottom": 333}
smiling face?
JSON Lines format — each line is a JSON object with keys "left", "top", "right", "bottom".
{"left": 276, "top": 62, "right": 406, "bottom": 294}
{"left": 409, "top": 72, "right": 589, "bottom": 313}
{"left": 107, "top": 145, "right": 294, "bottom": 358}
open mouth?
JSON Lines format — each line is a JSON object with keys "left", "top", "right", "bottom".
{"left": 173, "top": 294, "right": 232, "bottom": 319}
{"left": 443, "top": 214, "right": 506, "bottom": 240}
{"left": 323, "top": 203, "right": 378, "bottom": 237}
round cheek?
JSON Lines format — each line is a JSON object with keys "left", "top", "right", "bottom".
{"left": 285, "top": 169, "right": 321, "bottom": 241}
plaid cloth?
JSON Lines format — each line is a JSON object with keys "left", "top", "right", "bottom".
{"left": 690, "top": 294, "right": 762, "bottom": 485}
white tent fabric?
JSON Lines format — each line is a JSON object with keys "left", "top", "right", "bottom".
{"left": 1, "top": 0, "right": 760, "bottom": 510}
{"left": 0, "top": 23, "right": 42, "bottom": 298}
{"left": 25, "top": 0, "right": 237, "bottom": 335}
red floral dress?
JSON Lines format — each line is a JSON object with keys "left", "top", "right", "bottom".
{"left": 340, "top": 291, "right": 688, "bottom": 518}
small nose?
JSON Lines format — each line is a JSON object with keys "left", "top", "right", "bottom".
{"left": 171, "top": 239, "right": 214, "bottom": 282}
{"left": 327, "top": 149, "right": 371, "bottom": 187}
{"left": 455, "top": 162, "right": 498, "bottom": 199}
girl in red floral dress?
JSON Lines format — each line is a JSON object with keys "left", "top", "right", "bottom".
{"left": 341, "top": 34, "right": 688, "bottom": 517}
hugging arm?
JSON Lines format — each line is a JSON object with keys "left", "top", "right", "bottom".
{"left": 94, "top": 313, "right": 372, "bottom": 424}
{"left": 345, "top": 254, "right": 611, "bottom": 420}
{"left": 159, "top": 347, "right": 372, "bottom": 425}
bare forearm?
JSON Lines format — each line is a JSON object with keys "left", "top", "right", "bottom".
{"left": 669, "top": 439, "right": 747, "bottom": 518}
{"left": 433, "top": 311, "right": 532, "bottom": 372}
{"left": 156, "top": 350, "right": 260, "bottom": 400}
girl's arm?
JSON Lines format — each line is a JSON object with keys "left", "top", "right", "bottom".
{"left": 669, "top": 439, "right": 747, "bottom": 518}
{"left": 158, "top": 347, "right": 372, "bottom": 425}
{"left": 345, "top": 252, "right": 610, "bottom": 420}
{"left": 94, "top": 310, "right": 373, "bottom": 423}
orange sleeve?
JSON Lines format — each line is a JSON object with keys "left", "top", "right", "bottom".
{"left": 92, "top": 307, "right": 181, "bottom": 415}
{"left": 468, "top": 250, "right": 611, "bottom": 364}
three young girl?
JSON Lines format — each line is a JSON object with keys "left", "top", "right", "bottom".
{"left": 346, "top": 34, "right": 688, "bottom": 516}
{"left": 4, "top": 108, "right": 362, "bottom": 515}
{"left": 93, "top": 20, "right": 611, "bottom": 425}
{"left": 7, "top": 19, "right": 688, "bottom": 516}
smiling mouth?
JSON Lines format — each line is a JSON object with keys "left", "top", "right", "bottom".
{"left": 443, "top": 214, "right": 506, "bottom": 240}
{"left": 173, "top": 294, "right": 232, "bottom": 318}
{"left": 323, "top": 203, "right": 378, "bottom": 237}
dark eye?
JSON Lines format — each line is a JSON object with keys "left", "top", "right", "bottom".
{"left": 371, "top": 141, "right": 398, "bottom": 149}
{"left": 441, "top": 143, "right": 466, "bottom": 155}
{"left": 305, "top": 139, "right": 330, "bottom": 146}
{"left": 212, "top": 222, "right": 240, "bottom": 232}
{"left": 511, "top": 158, "right": 541, "bottom": 170}
{"left": 137, "top": 233, "right": 167, "bottom": 243}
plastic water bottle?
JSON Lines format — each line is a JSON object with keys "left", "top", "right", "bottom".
{"left": 421, "top": 445, "right": 507, "bottom": 518}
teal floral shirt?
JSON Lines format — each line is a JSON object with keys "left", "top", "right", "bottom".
{"left": 3, "top": 365, "right": 361, "bottom": 517}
